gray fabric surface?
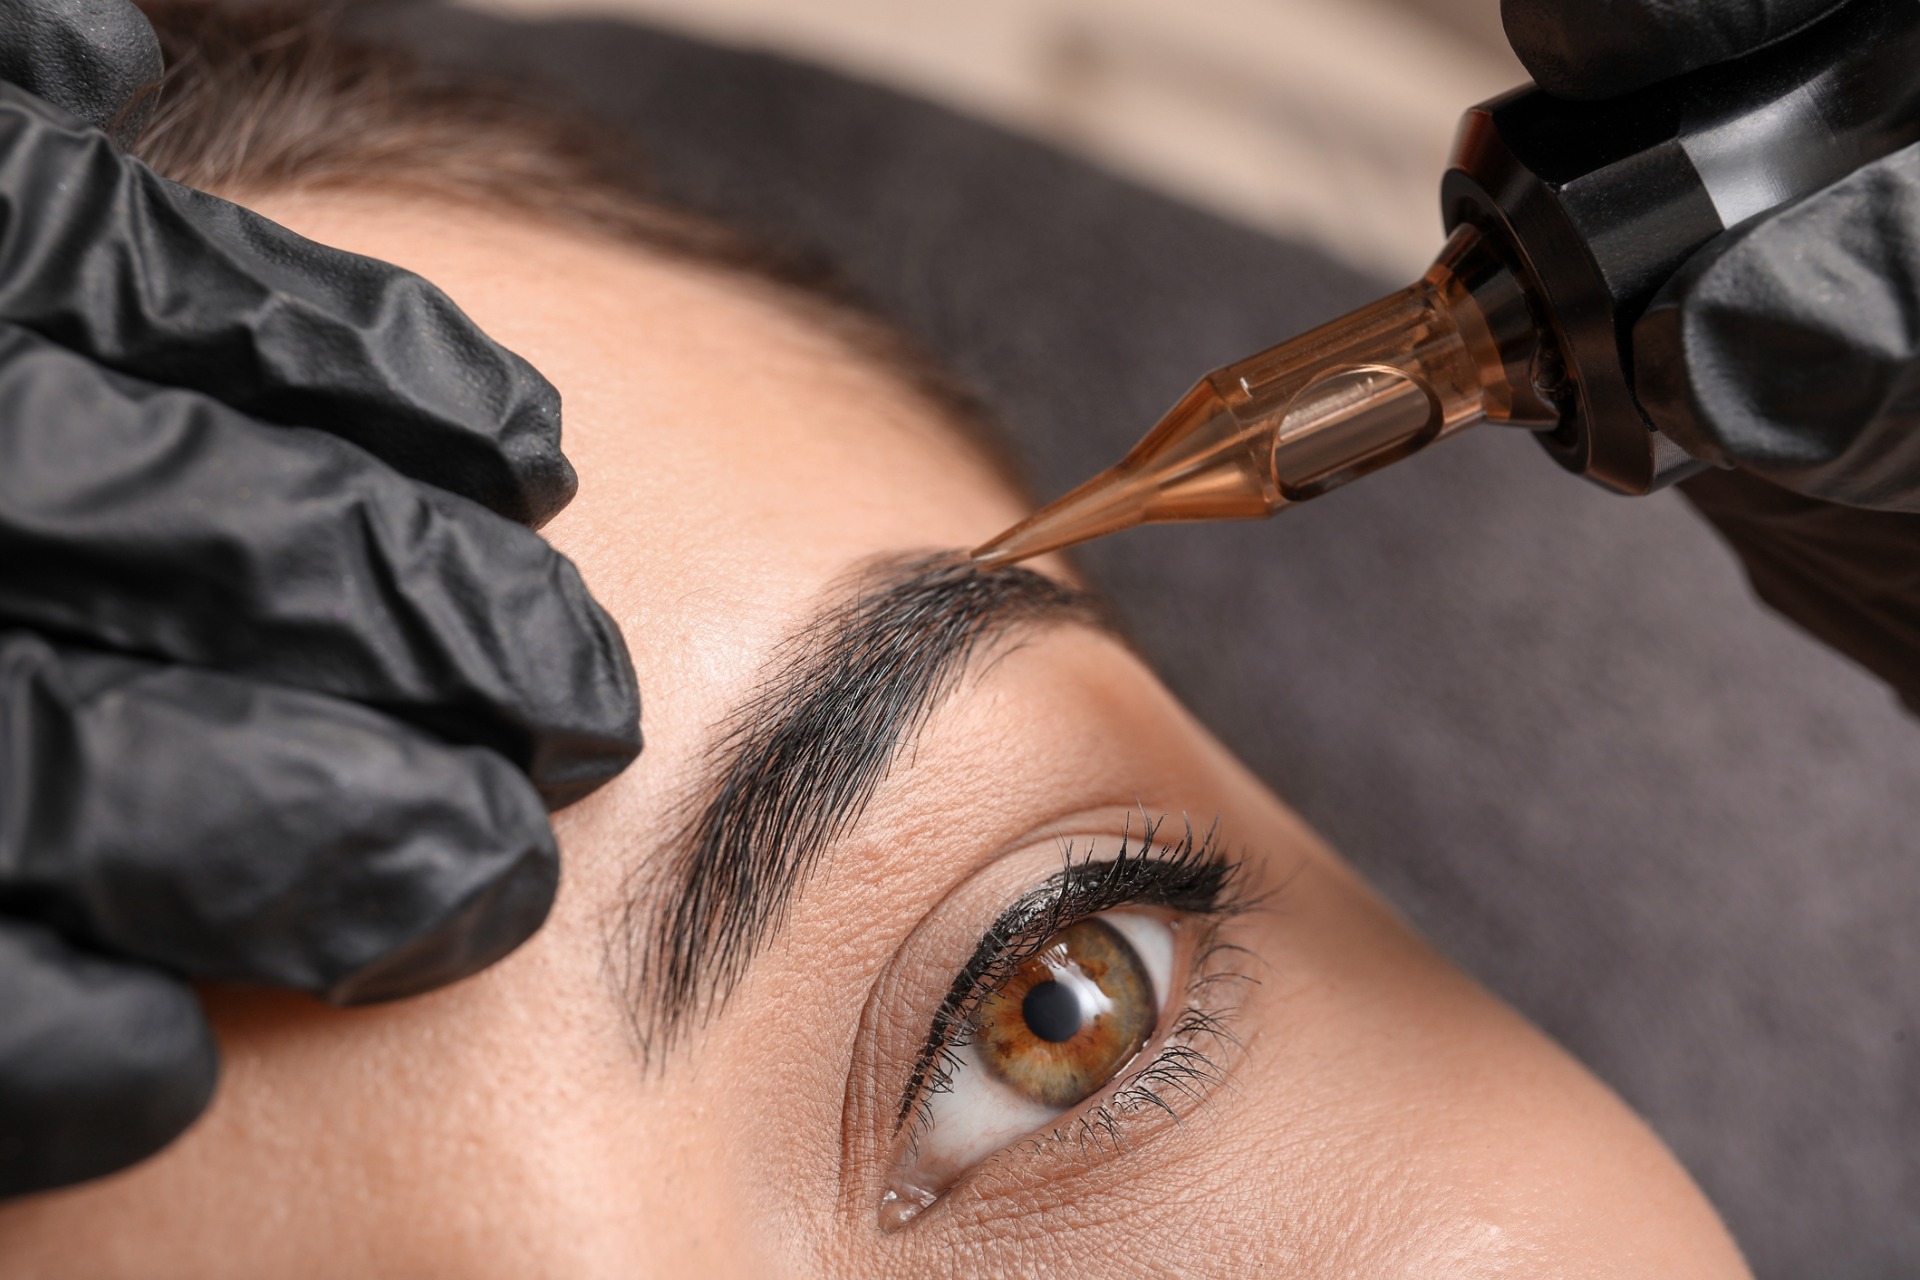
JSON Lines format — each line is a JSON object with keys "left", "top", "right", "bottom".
{"left": 365, "top": 6, "right": 1918, "bottom": 1272}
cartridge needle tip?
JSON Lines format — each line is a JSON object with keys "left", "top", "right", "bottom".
{"left": 969, "top": 466, "right": 1156, "bottom": 568}
{"left": 966, "top": 528, "right": 1039, "bottom": 569}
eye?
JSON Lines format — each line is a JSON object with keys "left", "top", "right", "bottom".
{"left": 862, "top": 819, "right": 1251, "bottom": 1230}
{"left": 882, "top": 909, "right": 1177, "bottom": 1226}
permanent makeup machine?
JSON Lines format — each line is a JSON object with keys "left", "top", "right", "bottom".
{"left": 973, "top": 0, "right": 1920, "bottom": 566}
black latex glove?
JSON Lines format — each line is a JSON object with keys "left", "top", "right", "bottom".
{"left": 1503, "top": 0, "right": 1920, "bottom": 710}
{"left": 0, "top": 0, "right": 640, "bottom": 1199}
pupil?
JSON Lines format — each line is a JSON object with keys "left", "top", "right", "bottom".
{"left": 1021, "top": 980, "right": 1084, "bottom": 1043}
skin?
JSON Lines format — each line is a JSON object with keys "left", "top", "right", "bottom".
{"left": 0, "top": 191, "right": 1752, "bottom": 1278}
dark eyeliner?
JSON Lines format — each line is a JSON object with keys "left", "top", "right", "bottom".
{"left": 896, "top": 813, "right": 1245, "bottom": 1133}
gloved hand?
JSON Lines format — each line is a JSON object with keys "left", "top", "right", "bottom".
{"left": 1504, "top": 0, "right": 1920, "bottom": 711}
{"left": 0, "top": 0, "right": 640, "bottom": 1200}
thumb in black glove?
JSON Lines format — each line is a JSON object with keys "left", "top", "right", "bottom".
{"left": 0, "top": 0, "right": 641, "bottom": 1199}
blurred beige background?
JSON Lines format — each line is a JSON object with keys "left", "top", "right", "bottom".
{"left": 461, "top": 0, "right": 1526, "bottom": 280}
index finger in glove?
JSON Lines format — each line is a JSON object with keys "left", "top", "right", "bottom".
{"left": 1635, "top": 141, "right": 1920, "bottom": 513}
{"left": 0, "top": 919, "right": 216, "bottom": 1200}
{"left": 0, "top": 322, "right": 637, "bottom": 806}
{"left": 1501, "top": 0, "right": 1844, "bottom": 99}
{"left": 1, "top": 634, "right": 560, "bottom": 1004}
{"left": 0, "top": 84, "right": 572, "bottom": 526}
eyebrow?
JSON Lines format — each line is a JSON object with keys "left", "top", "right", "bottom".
{"left": 616, "top": 552, "right": 1105, "bottom": 1053}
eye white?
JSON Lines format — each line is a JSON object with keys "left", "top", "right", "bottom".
{"left": 882, "top": 910, "right": 1177, "bottom": 1228}
{"left": 1099, "top": 909, "right": 1174, "bottom": 1008}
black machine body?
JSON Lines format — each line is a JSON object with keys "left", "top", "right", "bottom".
{"left": 1442, "top": 0, "right": 1920, "bottom": 494}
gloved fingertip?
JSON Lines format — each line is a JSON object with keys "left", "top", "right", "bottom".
{"left": 0, "top": 927, "right": 218, "bottom": 1199}
{"left": 0, "top": 0, "right": 162, "bottom": 139}
{"left": 503, "top": 388, "right": 577, "bottom": 531}
{"left": 523, "top": 592, "right": 643, "bottom": 810}
{"left": 531, "top": 736, "right": 643, "bottom": 811}
{"left": 322, "top": 813, "right": 561, "bottom": 1006}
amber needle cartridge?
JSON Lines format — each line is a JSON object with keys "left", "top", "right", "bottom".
{"left": 976, "top": 0, "right": 1920, "bottom": 568}
{"left": 971, "top": 226, "right": 1560, "bottom": 568}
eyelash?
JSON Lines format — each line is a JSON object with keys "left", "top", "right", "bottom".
{"left": 896, "top": 813, "right": 1256, "bottom": 1160}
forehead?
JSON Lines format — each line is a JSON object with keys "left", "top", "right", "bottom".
{"left": 245, "top": 189, "right": 1031, "bottom": 725}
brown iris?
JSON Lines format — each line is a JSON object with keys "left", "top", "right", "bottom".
{"left": 969, "top": 918, "right": 1156, "bottom": 1108}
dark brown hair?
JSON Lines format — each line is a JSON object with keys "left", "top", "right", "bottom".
{"left": 125, "top": 0, "right": 1012, "bottom": 467}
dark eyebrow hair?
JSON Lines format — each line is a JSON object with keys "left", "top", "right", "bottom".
{"left": 615, "top": 552, "right": 1105, "bottom": 1053}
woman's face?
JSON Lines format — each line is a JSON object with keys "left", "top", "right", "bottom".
{"left": 0, "top": 193, "right": 1749, "bottom": 1278}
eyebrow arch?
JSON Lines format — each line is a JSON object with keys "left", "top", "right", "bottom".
{"left": 616, "top": 552, "right": 1105, "bottom": 1053}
